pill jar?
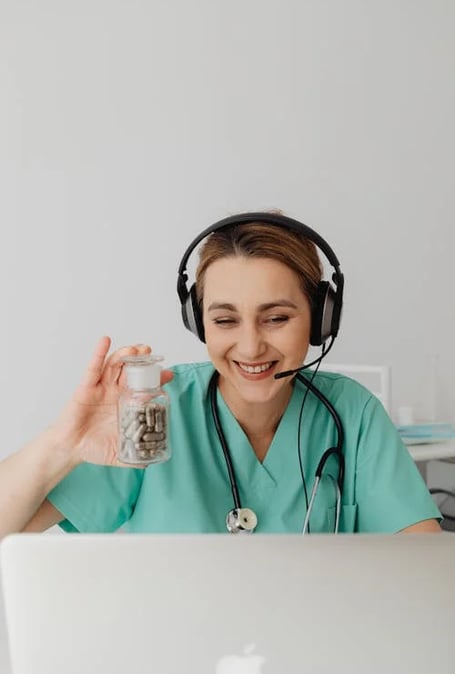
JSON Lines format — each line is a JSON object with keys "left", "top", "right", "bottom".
{"left": 117, "top": 355, "right": 171, "bottom": 466}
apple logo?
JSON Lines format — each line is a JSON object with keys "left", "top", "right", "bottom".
{"left": 215, "top": 643, "right": 266, "bottom": 674}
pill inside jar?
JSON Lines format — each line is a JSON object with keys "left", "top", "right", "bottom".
{"left": 117, "top": 354, "right": 171, "bottom": 466}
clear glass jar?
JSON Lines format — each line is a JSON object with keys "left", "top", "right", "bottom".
{"left": 117, "top": 355, "right": 171, "bottom": 466}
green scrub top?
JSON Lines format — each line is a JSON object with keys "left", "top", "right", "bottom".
{"left": 47, "top": 362, "right": 440, "bottom": 534}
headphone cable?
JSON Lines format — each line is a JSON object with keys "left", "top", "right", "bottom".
{"left": 275, "top": 336, "right": 335, "bottom": 379}
{"left": 296, "top": 345, "right": 327, "bottom": 534}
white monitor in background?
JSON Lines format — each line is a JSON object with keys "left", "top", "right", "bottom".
{"left": 318, "top": 363, "right": 392, "bottom": 413}
{"left": 1, "top": 533, "right": 454, "bottom": 674}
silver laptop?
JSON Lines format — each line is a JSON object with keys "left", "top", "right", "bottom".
{"left": 1, "top": 533, "right": 454, "bottom": 674}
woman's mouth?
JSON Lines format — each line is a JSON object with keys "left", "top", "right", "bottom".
{"left": 235, "top": 361, "right": 277, "bottom": 379}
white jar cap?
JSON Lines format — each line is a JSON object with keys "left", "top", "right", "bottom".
{"left": 123, "top": 355, "right": 163, "bottom": 390}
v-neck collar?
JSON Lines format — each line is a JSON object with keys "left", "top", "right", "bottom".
{"left": 213, "top": 379, "right": 306, "bottom": 495}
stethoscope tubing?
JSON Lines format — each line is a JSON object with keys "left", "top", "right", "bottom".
{"left": 209, "top": 372, "right": 242, "bottom": 510}
{"left": 209, "top": 370, "right": 345, "bottom": 534}
{"left": 295, "top": 373, "right": 345, "bottom": 492}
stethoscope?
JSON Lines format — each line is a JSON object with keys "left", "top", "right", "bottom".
{"left": 209, "top": 371, "right": 345, "bottom": 535}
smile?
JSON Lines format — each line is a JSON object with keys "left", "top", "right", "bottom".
{"left": 236, "top": 361, "right": 275, "bottom": 374}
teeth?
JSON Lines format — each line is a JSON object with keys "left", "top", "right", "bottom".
{"left": 238, "top": 362, "right": 273, "bottom": 374}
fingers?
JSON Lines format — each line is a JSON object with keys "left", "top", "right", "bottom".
{"left": 101, "top": 343, "right": 152, "bottom": 387}
{"left": 161, "top": 370, "right": 174, "bottom": 385}
{"left": 78, "top": 336, "right": 112, "bottom": 389}
{"left": 79, "top": 338, "right": 155, "bottom": 390}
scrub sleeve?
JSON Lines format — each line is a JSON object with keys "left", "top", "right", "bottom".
{"left": 48, "top": 463, "right": 144, "bottom": 532}
{"left": 353, "top": 395, "right": 441, "bottom": 532}
{"left": 312, "top": 371, "right": 441, "bottom": 533}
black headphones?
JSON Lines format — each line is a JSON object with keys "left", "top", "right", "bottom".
{"left": 177, "top": 212, "right": 344, "bottom": 346}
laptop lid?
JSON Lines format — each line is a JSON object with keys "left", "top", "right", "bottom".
{"left": 1, "top": 533, "right": 454, "bottom": 674}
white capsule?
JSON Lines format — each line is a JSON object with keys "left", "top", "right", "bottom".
{"left": 145, "top": 406, "right": 155, "bottom": 427}
{"left": 132, "top": 423, "right": 147, "bottom": 443}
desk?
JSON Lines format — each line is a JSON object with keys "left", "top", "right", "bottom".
{"left": 405, "top": 440, "right": 455, "bottom": 486}
{"left": 406, "top": 440, "right": 455, "bottom": 463}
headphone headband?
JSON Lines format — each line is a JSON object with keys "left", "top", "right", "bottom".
{"left": 177, "top": 212, "right": 344, "bottom": 345}
{"left": 178, "top": 212, "right": 342, "bottom": 289}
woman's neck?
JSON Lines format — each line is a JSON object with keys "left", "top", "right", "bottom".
{"left": 218, "top": 378, "right": 293, "bottom": 460}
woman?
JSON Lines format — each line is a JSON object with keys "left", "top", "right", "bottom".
{"left": 0, "top": 213, "right": 441, "bottom": 537}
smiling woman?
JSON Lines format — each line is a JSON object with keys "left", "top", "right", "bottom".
{"left": 0, "top": 212, "right": 442, "bottom": 538}
{"left": 203, "top": 255, "right": 312, "bottom": 437}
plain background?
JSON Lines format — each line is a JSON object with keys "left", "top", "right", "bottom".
{"left": 0, "top": 1, "right": 454, "bottom": 459}
{"left": 0, "top": 4, "right": 454, "bottom": 670}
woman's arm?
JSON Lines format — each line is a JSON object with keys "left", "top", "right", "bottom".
{"left": 0, "top": 336, "right": 173, "bottom": 540}
{"left": 0, "top": 427, "right": 73, "bottom": 538}
{"left": 399, "top": 518, "right": 442, "bottom": 533}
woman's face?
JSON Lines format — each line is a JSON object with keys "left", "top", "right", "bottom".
{"left": 202, "top": 255, "right": 312, "bottom": 406}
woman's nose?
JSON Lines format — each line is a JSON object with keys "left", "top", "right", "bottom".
{"left": 236, "top": 323, "right": 266, "bottom": 359}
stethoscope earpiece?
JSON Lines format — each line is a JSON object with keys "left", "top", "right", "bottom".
{"left": 226, "top": 508, "right": 258, "bottom": 534}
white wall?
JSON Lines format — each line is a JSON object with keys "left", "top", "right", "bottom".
{"left": 0, "top": 1, "right": 454, "bottom": 458}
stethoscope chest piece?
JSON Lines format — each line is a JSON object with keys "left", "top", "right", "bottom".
{"left": 226, "top": 508, "right": 258, "bottom": 534}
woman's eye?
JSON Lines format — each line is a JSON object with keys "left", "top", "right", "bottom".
{"left": 213, "top": 318, "right": 236, "bottom": 326}
{"left": 211, "top": 315, "right": 290, "bottom": 326}
{"left": 266, "top": 315, "right": 289, "bottom": 324}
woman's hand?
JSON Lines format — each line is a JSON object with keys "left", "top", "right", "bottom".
{"left": 52, "top": 336, "right": 173, "bottom": 467}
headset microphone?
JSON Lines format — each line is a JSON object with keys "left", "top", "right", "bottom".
{"left": 274, "top": 340, "right": 333, "bottom": 380}
{"left": 274, "top": 365, "right": 311, "bottom": 380}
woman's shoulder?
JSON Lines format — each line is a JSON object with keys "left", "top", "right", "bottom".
{"left": 305, "top": 370, "right": 393, "bottom": 438}
{"left": 165, "top": 361, "right": 216, "bottom": 397}
{"left": 305, "top": 369, "right": 378, "bottom": 411}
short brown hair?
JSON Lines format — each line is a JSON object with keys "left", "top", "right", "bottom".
{"left": 195, "top": 220, "right": 323, "bottom": 306}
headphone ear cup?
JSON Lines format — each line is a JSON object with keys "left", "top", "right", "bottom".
{"left": 310, "top": 281, "right": 337, "bottom": 346}
{"left": 181, "top": 284, "right": 205, "bottom": 342}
